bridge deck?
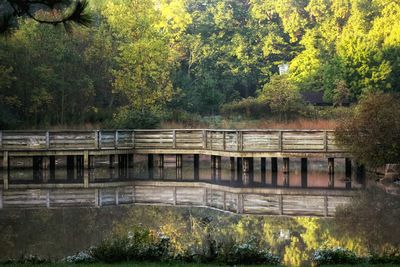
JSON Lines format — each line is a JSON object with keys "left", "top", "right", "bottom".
{"left": 0, "top": 129, "right": 347, "bottom": 158}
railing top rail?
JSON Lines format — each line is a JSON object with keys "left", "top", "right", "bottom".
{"left": 0, "top": 128, "right": 336, "bottom": 132}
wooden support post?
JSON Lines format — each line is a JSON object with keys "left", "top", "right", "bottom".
{"left": 356, "top": 163, "right": 366, "bottom": 187}
{"left": 49, "top": 156, "right": 56, "bottom": 180}
{"left": 261, "top": 158, "right": 266, "bottom": 184}
{"left": 345, "top": 158, "right": 352, "bottom": 189}
{"left": 328, "top": 158, "right": 334, "bottom": 175}
{"left": 271, "top": 157, "right": 278, "bottom": 173}
{"left": 83, "top": 151, "right": 89, "bottom": 188}
{"left": 33, "top": 156, "right": 44, "bottom": 182}
{"left": 148, "top": 154, "right": 154, "bottom": 179}
{"left": 66, "top": 155, "right": 75, "bottom": 180}
{"left": 230, "top": 157, "right": 235, "bottom": 171}
{"left": 109, "top": 155, "right": 115, "bottom": 169}
{"left": 2, "top": 151, "right": 9, "bottom": 190}
{"left": 210, "top": 155, "right": 215, "bottom": 168}
{"left": 345, "top": 158, "right": 352, "bottom": 179}
{"left": 237, "top": 157, "right": 242, "bottom": 172}
{"left": 261, "top": 158, "right": 266, "bottom": 172}
{"left": 157, "top": 154, "right": 164, "bottom": 168}
{"left": 301, "top": 158, "right": 308, "bottom": 188}
{"left": 242, "top": 158, "right": 251, "bottom": 173}
{"left": 283, "top": 158, "right": 289, "bottom": 173}
{"left": 271, "top": 172, "right": 278, "bottom": 187}
{"left": 127, "top": 154, "right": 134, "bottom": 168}
{"left": 176, "top": 167, "right": 182, "bottom": 180}
{"left": 176, "top": 154, "right": 182, "bottom": 168}
{"left": 215, "top": 156, "right": 221, "bottom": 170}
{"left": 76, "top": 155, "right": 84, "bottom": 180}
{"left": 194, "top": 154, "right": 200, "bottom": 181}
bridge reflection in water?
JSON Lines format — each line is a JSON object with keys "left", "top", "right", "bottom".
{"left": 0, "top": 129, "right": 366, "bottom": 216}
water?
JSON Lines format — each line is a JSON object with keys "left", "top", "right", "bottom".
{"left": 0, "top": 155, "right": 372, "bottom": 266}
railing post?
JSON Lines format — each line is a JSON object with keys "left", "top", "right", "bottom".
{"left": 279, "top": 194, "right": 283, "bottom": 215}
{"left": 173, "top": 130, "right": 176, "bottom": 148}
{"left": 132, "top": 130, "right": 135, "bottom": 148}
{"left": 45, "top": 131, "right": 50, "bottom": 149}
{"left": 115, "top": 130, "right": 118, "bottom": 149}
{"left": 3, "top": 151, "right": 9, "bottom": 190}
{"left": 223, "top": 131, "right": 226, "bottom": 151}
{"left": 202, "top": 130, "right": 207, "bottom": 149}
{"left": 94, "top": 130, "right": 99, "bottom": 149}
{"left": 279, "top": 131, "right": 283, "bottom": 151}
{"left": 236, "top": 131, "right": 240, "bottom": 151}
{"left": 324, "top": 131, "right": 328, "bottom": 152}
{"left": 98, "top": 131, "right": 102, "bottom": 149}
{"left": 240, "top": 131, "right": 244, "bottom": 151}
{"left": 324, "top": 195, "right": 329, "bottom": 217}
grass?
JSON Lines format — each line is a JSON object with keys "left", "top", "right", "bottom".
{"left": 161, "top": 118, "right": 338, "bottom": 130}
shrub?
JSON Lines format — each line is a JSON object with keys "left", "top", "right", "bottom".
{"left": 335, "top": 92, "right": 400, "bottom": 168}
{"left": 64, "top": 251, "right": 95, "bottom": 263}
{"left": 313, "top": 247, "right": 362, "bottom": 266}
{"left": 91, "top": 227, "right": 171, "bottom": 263}
{"left": 225, "top": 241, "right": 280, "bottom": 265}
{"left": 111, "top": 107, "right": 160, "bottom": 129}
{"left": 220, "top": 97, "right": 270, "bottom": 118}
{"left": 258, "top": 75, "right": 304, "bottom": 121}
{"left": 368, "top": 247, "right": 400, "bottom": 264}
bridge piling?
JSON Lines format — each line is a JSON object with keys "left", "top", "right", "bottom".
{"left": 49, "top": 156, "right": 56, "bottom": 180}
{"left": 271, "top": 157, "right": 278, "bottom": 173}
{"left": 194, "top": 155, "right": 199, "bottom": 181}
{"left": 301, "top": 158, "right": 308, "bottom": 188}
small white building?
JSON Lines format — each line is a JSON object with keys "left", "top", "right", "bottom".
{"left": 278, "top": 63, "right": 289, "bottom": 75}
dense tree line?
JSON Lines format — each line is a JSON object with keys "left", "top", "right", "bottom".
{"left": 0, "top": 0, "right": 399, "bottom": 128}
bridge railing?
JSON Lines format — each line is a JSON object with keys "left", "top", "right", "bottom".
{"left": 0, "top": 129, "right": 345, "bottom": 152}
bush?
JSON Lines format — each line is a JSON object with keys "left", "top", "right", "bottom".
{"left": 91, "top": 227, "right": 171, "bottom": 263}
{"left": 64, "top": 251, "right": 95, "bottom": 263}
{"left": 368, "top": 248, "right": 400, "bottom": 264}
{"left": 258, "top": 75, "right": 304, "bottom": 121}
{"left": 220, "top": 97, "right": 270, "bottom": 118}
{"left": 111, "top": 107, "right": 160, "bottom": 129}
{"left": 226, "top": 242, "right": 281, "bottom": 265}
{"left": 313, "top": 247, "right": 362, "bottom": 266}
{"left": 335, "top": 92, "right": 400, "bottom": 168}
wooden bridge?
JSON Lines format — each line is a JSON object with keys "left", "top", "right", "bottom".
{"left": 0, "top": 129, "right": 353, "bottom": 190}
{"left": 0, "top": 129, "right": 359, "bottom": 216}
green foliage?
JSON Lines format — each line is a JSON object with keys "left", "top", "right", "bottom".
{"left": 258, "top": 75, "right": 304, "bottom": 121}
{"left": 111, "top": 108, "right": 160, "bottom": 129}
{"left": 1, "top": 0, "right": 400, "bottom": 127}
{"left": 335, "top": 92, "right": 400, "bottom": 167}
{"left": 91, "top": 226, "right": 171, "bottom": 263}
{"left": 313, "top": 247, "right": 362, "bottom": 266}
{"left": 220, "top": 98, "right": 269, "bottom": 118}
{"left": 225, "top": 241, "right": 281, "bottom": 265}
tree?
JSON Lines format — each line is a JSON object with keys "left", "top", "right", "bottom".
{"left": 335, "top": 92, "right": 400, "bottom": 168}
{"left": 0, "top": 0, "right": 92, "bottom": 35}
{"left": 258, "top": 75, "right": 303, "bottom": 121}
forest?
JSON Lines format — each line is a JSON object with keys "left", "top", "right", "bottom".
{"left": 0, "top": 0, "right": 399, "bottom": 129}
